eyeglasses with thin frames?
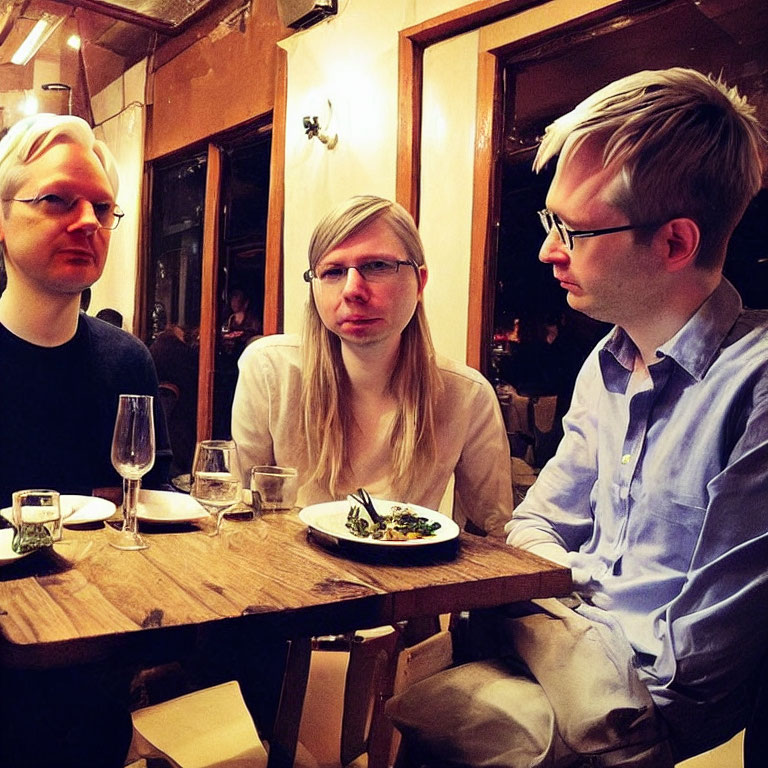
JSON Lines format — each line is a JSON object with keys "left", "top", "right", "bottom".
{"left": 538, "top": 208, "right": 659, "bottom": 251}
{"left": 303, "top": 259, "right": 419, "bottom": 286}
{"left": 3, "top": 193, "right": 125, "bottom": 231}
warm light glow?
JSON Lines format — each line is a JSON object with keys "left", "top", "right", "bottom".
{"left": 21, "top": 93, "right": 39, "bottom": 116}
{"left": 66, "top": 34, "right": 81, "bottom": 50}
{"left": 11, "top": 15, "right": 63, "bottom": 66}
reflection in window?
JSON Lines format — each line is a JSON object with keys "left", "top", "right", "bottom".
{"left": 212, "top": 135, "right": 271, "bottom": 440}
{"left": 147, "top": 153, "right": 207, "bottom": 342}
{"left": 145, "top": 153, "right": 207, "bottom": 476}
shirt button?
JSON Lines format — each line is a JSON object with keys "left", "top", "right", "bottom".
{"left": 621, "top": 454, "right": 631, "bottom": 465}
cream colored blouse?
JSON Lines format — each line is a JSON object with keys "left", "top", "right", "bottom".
{"left": 231, "top": 334, "right": 514, "bottom": 537}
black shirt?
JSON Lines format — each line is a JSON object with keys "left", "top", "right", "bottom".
{"left": 0, "top": 314, "right": 171, "bottom": 508}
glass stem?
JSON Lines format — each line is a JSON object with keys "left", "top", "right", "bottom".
{"left": 123, "top": 477, "right": 141, "bottom": 536}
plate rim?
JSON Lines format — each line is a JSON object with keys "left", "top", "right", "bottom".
{"left": 60, "top": 494, "right": 116, "bottom": 525}
{"left": 136, "top": 489, "right": 209, "bottom": 523}
{"left": 0, "top": 528, "right": 32, "bottom": 566}
{"left": 2, "top": 495, "right": 116, "bottom": 528}
{"left": 299, "top": 497, "right": 460, "bottom": 547}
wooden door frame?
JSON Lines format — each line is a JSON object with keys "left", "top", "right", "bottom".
{"left": 395, "top": 0, "right": 650, "bottom": 373}
{"left": 396, "top": 0, "right": 545, "bottom": 374}
{"left": 263, "top": 46, "right": 287, "bottom": 338}
{"left": 197, "top": 142, "right": 222, "bottom": 441}
{"left": 197, "top": 111, "right": 283, "bottom": 440}
{"left": 142, "top": 109, "right": 280, "bottom": 442}
{"left": 396, "top": 0, "right": 540, "bottom": 222}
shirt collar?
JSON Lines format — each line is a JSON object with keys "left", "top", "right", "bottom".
{"left": 601, "top": 278, "right": 743, "bottom": 382}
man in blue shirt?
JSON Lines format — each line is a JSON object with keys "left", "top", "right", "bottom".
{"left": 388, "top": 68, "right": 767, "bottom": 766}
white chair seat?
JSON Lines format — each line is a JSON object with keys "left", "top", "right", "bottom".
{"left": 127, "top": 680, "right": 268, "bottom": 768}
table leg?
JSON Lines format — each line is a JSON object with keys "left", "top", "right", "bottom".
{"left": 266, "top": 636, "right": 312, "bottom": 768}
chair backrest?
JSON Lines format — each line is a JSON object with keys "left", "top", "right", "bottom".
{"left": 341, "top": 627, "right": 402, "bottom": 766}
{"left": 297, "top": 627, "right": 402, "bottom": 768}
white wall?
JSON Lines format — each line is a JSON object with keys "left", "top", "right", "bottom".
{"left": 280, "top": 0, "right": 476, "bottom": 363}
{"left": 89, "top": 59, "right": 147, "bottom": 331}
{"left": 419, "top": 30, "right": 479, "bottom": 361}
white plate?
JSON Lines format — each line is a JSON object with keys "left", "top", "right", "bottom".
{"left": 61, "top": 495, "right": 116, "bottom": 525}
{"left": 137, "top": 489, "right": 209, "bottom": 524}
{"left": 299, "top": 498, "right": 460, "bottom": 548}
{"left": 1, "top": 496, "right": 116, "bottom": 528}
{"left": 0, "top": 528, "right": 32, "bottom": 566}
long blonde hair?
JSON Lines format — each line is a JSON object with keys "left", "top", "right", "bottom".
{"left": 300, "top": 196, "right": 442, "bottom": 498}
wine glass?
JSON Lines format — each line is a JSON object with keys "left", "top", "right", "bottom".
{"left": 110, "top": 394, "right": 155, "bottom": 550}
{"left": 190, "top": 440, "right": 243, "bottom": 536}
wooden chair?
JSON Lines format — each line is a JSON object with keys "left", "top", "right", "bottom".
{"left": 676, "top": 732, "right": 744, "bottom": 767}
{"left": 296, "top": 626, "right": 403, "bottom": 768}
{"left": 126, "top": 680, "right": 269, "bottom": 768}
{"left": 126, "top": 638, "right": 314, "bottom": 768}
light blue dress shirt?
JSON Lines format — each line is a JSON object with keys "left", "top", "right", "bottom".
{"left": 506, "top": 278, "right": 768, "bottom": 758}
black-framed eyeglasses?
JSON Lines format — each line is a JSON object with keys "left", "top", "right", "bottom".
{"left": 538, "top": 208, "right": 658, "bottom": 251}
{"left": 303, "top": 259, "right": 418, "bottom": 285}
{"left": 3, "top": 193, "right": 125, "bottom": 231}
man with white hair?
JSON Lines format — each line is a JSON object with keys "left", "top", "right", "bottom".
{"left": 388, "top": 68, "right": 768, "bottom": 767}
{"left": 0, "top": 114, "right": 170, "bottom": 766}
{"left": 0, "top": 113, "right": 170, "bottom": 507}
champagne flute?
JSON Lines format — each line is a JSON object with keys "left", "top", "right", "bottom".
{"left": 190, "top": 440, "right": 243, "bottom": 536}
{"left": 110, "top": 394, "right": 155, "bottom": 550}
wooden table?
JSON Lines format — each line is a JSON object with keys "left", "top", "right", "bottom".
{"left": 0, "top": 511, "right": 571, "bottom": 765}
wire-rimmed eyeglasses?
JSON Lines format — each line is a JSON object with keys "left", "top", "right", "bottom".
{"left": 3, "top": 193, "right": 125, "bottom": 231}
{"left": 538, "top": 208, "right": 659, "bottom": 251}
{"left": 303, "top": 259, "right": 418, "bottom": 285}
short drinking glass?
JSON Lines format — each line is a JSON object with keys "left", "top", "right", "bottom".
{"left": 11, "top": 489, "right": 62, "bottom": 554}
{"left": 250, "top": 466, "right": 299, "bottom": 512}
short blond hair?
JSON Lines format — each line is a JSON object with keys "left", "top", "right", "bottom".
{"left": 0, "top": 113, "right": 119, "bottom": 201}
{"left": 535, "top": 68, "right": 766, "bottom": 268}
{"left": 0, "top": 114, "right": 119, "bottom": 269}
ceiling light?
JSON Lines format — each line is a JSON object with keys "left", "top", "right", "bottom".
{"left": 66, "top": 34, "right": 81, "bottom": 51}
{"left": 11, "top": 14, "right": 64, "bottom": 66}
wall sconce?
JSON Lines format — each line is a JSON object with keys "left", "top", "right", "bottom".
{"left": 42, "top": 83, "right": 72, "bottom": 115}
{"left": 303, "top": 100, "right": 337, "bottom": 149}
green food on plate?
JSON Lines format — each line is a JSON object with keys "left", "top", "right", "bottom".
{"left": 345, "top": 502, "right": 441, "bottom": 540}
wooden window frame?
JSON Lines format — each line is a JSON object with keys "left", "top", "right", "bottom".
{"left": 395, "top": 0, "right": 651, "bottom": 373}
{"left": 139, "top": 86, "right": 285, "bottom": 441}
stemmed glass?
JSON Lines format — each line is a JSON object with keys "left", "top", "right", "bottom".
{"left": 110, "top": 394, "right": 155, "bottom": 550}
{"left": 190, "top": 440, "right": 243, "bottom": 536}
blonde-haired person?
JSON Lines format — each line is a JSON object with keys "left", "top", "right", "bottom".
{"left": 0, "top": 113, "right": 172, "bottom": 766}
{"left": 388, "top": 68, "right": 767, "bottom": 767}
{"left": 232, "top": 195, "right": 513, "bottom": 537}
{"left": 0, "top": 112, "right": 171, "bottom": 505}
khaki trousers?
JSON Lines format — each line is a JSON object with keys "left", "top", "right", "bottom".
{"left": 387, "top": 598, "right": 674, "bottom": 768}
